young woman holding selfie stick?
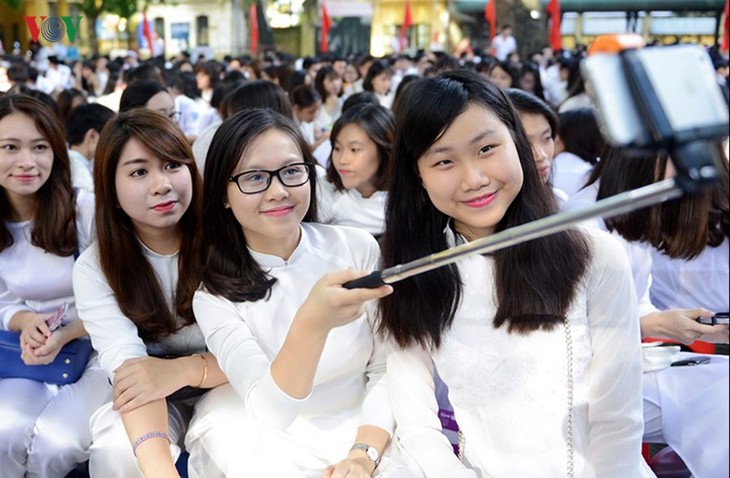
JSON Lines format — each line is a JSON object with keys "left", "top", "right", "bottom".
{"left": 379, "top": 70, "right": 652, "bottom": 477}
{"left": 186, "top": 108, "right": 409, "bottom": 477}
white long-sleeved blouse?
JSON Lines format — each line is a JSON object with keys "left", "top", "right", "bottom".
{"left": 1, "top": 189, "right": 94, "bottom": 330}
{"left": 73, "top": 241, "right": 206, "bottom": 379}
{"left": 388, "top": 226, "right": 648, "bottom": 478}
{"left": 192, "top": 223, "right": 393, "bottom": 435}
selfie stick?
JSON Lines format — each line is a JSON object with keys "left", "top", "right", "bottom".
{"left": 344, "top": 35, "right": 727, "bottom": 290}
{"left": 344, "top": 178, "right": 683, "bottom": 289}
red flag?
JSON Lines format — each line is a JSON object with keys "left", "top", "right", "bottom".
{"left": 142, "top": 9, "right": 155, "bottom": 56}
{"left": 722, "top": 0, "right": 729, "bottom": 53}
{"left": 250, "top": 2, "right": 259, "bottom": 55}
{"left": 545, "top": 0, "right": 562, "bottom": 51}
{"left": 400, "top": 0, "right": 413, "bottom": 51}
{"left": 484, "top": 0, "right": 496, "bottom": 40}
{"left": 320, "top": 3, "right": 331, "bottom": 53}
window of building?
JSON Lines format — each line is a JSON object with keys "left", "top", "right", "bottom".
{"left": 154, "top": 17, "right": 165, "bottom": 39}
{"left": 196, "top": 15, "right": 209, "bottom": 46}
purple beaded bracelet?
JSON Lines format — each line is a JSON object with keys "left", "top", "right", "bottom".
{"left": 132, "top": 431, "right": 171, "bottom": 456}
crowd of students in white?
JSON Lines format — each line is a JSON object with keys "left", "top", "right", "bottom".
{"left": 1, "top": 41, "right": 728, "bottom": 478}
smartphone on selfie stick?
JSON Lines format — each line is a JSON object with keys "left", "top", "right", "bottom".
{"left": 344, "top": 35, "right": 729, "bottom": 290}
{"left": 582, "top": 35, "right": 728, "bottom": 193}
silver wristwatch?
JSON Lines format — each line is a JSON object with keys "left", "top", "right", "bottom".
{"left": 350, "top": 443, "right": 381, "bottom": 467}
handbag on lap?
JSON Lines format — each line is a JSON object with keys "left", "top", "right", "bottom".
{"left": 0, "top": 329, "right": 93, "bottom": 385}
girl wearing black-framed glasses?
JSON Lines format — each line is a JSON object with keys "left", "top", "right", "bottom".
{"left": 229, "top": 162, "right": 314, "bottom": 195}
{"left": 188, "top": 108, "right": 410, "bottom": 477}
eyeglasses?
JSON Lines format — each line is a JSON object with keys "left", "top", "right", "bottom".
{"left": 229, "top": 162, "right": 313, "bottom": 194}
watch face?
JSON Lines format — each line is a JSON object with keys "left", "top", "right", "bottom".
{"left": 352, "top": 443, "right": 380, "bottom": 464}
{"left": 366, "top": 447, "right": 379, "bottom": 461}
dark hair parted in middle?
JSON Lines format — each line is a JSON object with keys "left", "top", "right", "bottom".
{"left": 314, "top": 65, "right": 343, "bottom": 100}
{"left": 362, "top": 59, "right": 392, "bottom": 93}
{"left": 0, "top": 94, "right": 77, "bottom": 255}
{"left": 326, "top": 103, "right": 394, "bottom": 192}
{"left": 379, "top": 69, "right": 591, "bottom": 348}
{"left": 200, "top": 108, "right": 318, "bottom": 302}
{"left": 94, "top": 108, "right": 203, "bottom": 342}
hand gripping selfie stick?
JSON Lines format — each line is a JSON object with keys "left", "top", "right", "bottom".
{"left": 344, "top": 35, "right": 728, "bottom": 290}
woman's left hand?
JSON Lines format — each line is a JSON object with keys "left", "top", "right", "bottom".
{"left": 322, "top": 457, "right": 375, "bottom": 478}
{"left": 112, "top": 357, "right": 187, "bottom": 413}
{"left": 698, "top": 324, "right": 730, "bottom": 344}
{"left": 21, "top": 331, "right": 64, "bottom": 365}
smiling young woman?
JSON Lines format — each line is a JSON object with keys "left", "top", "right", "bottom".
{"left": 0, "top": 94, "right": 110, "bottom": 477}
{"left": 379, "top": 70, "right": 653, "bottom": 477}
{"left": 73, "top": 108, "right": 228, "bottom": 478}
{"left": 186, "top": 108, "right": 411, "bottom": 478}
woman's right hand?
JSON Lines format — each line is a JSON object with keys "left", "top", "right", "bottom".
{"left": 113, "top": 356, "right": 192, "bottom": 413}
{"left": 16, "top": 311, "right": 52, "bottom": 349}
{"left": 299, "top": 269, "right": 393, "bottom": 333}
{"left": 640, "top": 308, "right": 728, "bottom": 344}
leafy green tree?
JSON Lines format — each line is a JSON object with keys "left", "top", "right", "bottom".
{"left": 79, "top": 0, "right": 109, "bottom": 53}
{"left": 1, "top": 0, "right": 23, "bottom": 10}
{"left": 107, "top": 0, "right": 138, "bottom": 49}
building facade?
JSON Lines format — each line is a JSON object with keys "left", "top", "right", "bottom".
{"left": 1, "top": 0, "right": 726, "bottom": 59}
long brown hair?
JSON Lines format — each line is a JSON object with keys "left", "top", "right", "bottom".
{"left": 0, "top": 94, "right": 77, "bottom": 255}
{"left": 595, "top": 147, "right": 729, "bottom": 260}
{"left": 94, "top": 109, "right": 202, "bottom": 342}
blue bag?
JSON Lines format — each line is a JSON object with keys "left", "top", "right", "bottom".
{"left": 0, "top": 329, "right": 93, "bottom": 385}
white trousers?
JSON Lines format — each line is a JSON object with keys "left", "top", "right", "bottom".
{"left": 643, "top": 353, "right": 729, "bottom": 478}
{"left": 87, "top": 398, "right": 194, "bottom": 478}
{"left": 185, "top": 384, "right": 418, "bottom": 478}
{"left": 0, "top": 355, "right": 111, "bottom": 478}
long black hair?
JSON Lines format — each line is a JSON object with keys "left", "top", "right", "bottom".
{"left": 200, "top": 108, "right": 318, "bottom": 302}
{"left": 379, "top": 69, "right": 591, "bottom": 348}
{"left": 506, "top": 87, "right": 558, "bottom": 139}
